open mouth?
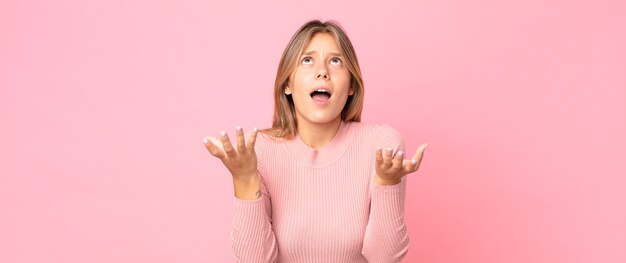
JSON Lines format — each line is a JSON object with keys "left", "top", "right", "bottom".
{"left": 310, "top": 89, "right": 332, "bottom": 102}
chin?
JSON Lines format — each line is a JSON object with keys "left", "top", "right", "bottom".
{"left": 305, "top": 113, "right": 342, "bottom": 124}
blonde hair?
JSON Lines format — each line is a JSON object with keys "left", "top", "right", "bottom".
{"left": 263, "top": 20, "right": 365, "bottom": 139}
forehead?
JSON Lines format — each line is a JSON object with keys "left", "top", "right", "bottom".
{"left": 301, "top": 32, "right": 342, "bottom": 54}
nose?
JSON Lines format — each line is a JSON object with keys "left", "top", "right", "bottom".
{"left": 315, "top": 68, "right": 330, "bottom": 80}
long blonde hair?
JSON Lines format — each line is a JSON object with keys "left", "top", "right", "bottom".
{"left": 263, "top": 20, "right": 365, "bottom": 139}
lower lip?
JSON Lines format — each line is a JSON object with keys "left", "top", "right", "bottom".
{"left": 312, "top": 97, "right": 331, "bottom": 106}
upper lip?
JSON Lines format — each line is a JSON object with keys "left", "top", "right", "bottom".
{"left": 309, "top": 85, "right": 333, "bottom": 97}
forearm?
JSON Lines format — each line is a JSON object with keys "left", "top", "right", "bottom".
{"left": 232, "top": 196, "right": 278, "bottom": 262}
{"left": 231, "top": 173, "right": 278, "bottom": 262}
{"left": 362, "top": 177, "right": 410, "bottom": 262}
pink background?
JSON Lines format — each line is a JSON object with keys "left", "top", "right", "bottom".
{"left": 1, "top": 0, "right": 625, "bottom": 262}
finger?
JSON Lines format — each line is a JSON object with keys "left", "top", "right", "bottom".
{"left": 220, "top": 131, "right": 236, "bottom": 158}
{"left": 392, "top": 150, "right": 404, "bottom": 171}
{"left": 246, "top": 127, "right": 259, "bottom": 150}
{"left": 208, "top": 136, "right": 224, "bottom": 152}
{"left": 203, "top": 136, "right": 225, "bottom": 159}
{"left": 375, "top": 146, "right": 383, "bottom": 167}
{"left": 383, "top": 147, "right": 393, "bottom": 169}
{"left": 235, "top": 126, "right": 246, "bottom": 153}
{"left": 402, "top": 159, "right": 417, "bottom": 173}
{"left": 410, "top": 143, "right": 428, "bottom": 169}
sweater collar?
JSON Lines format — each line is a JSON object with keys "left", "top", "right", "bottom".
{"left": 283, "top": 121, "right": 356, "bottom": 167}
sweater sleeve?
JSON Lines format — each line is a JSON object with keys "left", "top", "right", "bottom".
{"left": 362, "top": 125, "right": 410, "bottom": 262}
{"left": 231, "top": 134, "right": 278, "bottom": 263}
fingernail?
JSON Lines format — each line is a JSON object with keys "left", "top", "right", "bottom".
{"left": 397, "top": 151, "right": 404, "bottom": 157}
{"left": 376, "top": 146, "right": 381, "bottom": 152}
{"left": 236, "top": 126, "right": 242, "bottom": 132}
{"left": 220, "top": 131, "right": 226, "bottom": 137}
{"left": 202, "top": 138, "right": 208, "bottom": 145}
{"left": 424, "top": 143, "right": 428, "bottom": 149}
{"left": 387, "top": 147, "right": 392, "bottom": 153}
{"left": 253, "top": 127, "right": 258, "bottom": 132}
{"left": 412, "top": 159, "right": 417, "bottom": 165}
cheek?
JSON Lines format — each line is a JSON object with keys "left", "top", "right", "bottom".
{"left": 332, "top": 70, "right": 351, "bottom": 87}
{"left": 292, "top": 69, "right": 315, "bottom": 86}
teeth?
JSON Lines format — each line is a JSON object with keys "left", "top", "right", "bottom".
{"left": 310, "top": 88, "right": 331, "bottom": 98}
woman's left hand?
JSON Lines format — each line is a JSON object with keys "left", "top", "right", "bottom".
{"left": 374, "top": 143, "right": 428, "bottom": 185}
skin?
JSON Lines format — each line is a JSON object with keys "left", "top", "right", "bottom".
{"left": 203, "top": 32, "right": 427, "bottom": 200}
{"left": 284, "top": 33, "right": 353, "bottom": 150}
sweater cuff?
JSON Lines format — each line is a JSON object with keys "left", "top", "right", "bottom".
{"left": 233, "top": 195, "right": 266, "bottom": 218}
{"left": 233, "top": 194, "right": 265, "bottom": 207}
{"left": 371, "top": 179, "right": 406, "bottom": 215}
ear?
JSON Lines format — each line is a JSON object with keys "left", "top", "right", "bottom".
{"left": 349, "top": 88, "right": 354, "bottom": 96}
{"left": 284, "top": 87, "right": 292, "bottom": 95}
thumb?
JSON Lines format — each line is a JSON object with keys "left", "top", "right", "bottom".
{"left": 411, "top": 143, "right": 428, "bottom": 163}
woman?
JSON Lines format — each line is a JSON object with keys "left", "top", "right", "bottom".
{"left": 203, "top": 20, "right": 427, "bottom": 263}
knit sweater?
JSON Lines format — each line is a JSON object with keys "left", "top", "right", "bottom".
{"left": 231, "top": 121, "right": 410, "bottom": 263}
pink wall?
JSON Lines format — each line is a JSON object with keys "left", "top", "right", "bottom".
{"left": 1, "top": 0, "right": 625, "bottom": 262}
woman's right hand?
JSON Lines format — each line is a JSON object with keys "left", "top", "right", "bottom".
{"left": 203, "top": 126, "right": 259, "bottom": 183}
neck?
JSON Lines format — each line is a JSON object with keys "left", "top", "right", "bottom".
{"left": 296, "top": 117, "right": 342, "bottom": 150}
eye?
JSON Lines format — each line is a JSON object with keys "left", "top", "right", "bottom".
{"left": 330, "top": 57, "right": 342, "bottom": 65}
{"left": 301, "top": 57, "right": 313, "bottom": 64}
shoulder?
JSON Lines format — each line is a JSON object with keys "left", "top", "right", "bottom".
{"left": 352, "top": 121, "right": 404, "bottom": 150}
{"left": 350, "top": 121, "right": 403, "bottom": 140}
{"left": 253, "top": 129, "right": 287, "bottom": 151}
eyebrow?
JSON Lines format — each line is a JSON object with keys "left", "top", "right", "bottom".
{"left": 301, "top": 50, "right": 343, "bottom": 57}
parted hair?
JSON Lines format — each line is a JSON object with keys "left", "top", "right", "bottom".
{"left": 263, "top": 20, "right": 365, "bottom": 139}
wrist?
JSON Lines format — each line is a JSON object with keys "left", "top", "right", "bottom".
{"left": 374, "top": 175, "right": 401, "bottom": 186}
{"left": 233, "top": 174, "right": 261, "bottom": 200}
{"left": 233, "top": 172, "right": 259, "bottom": 184}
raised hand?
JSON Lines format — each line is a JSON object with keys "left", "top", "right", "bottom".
{"left": 203, "top": 126, "right": 259, "bottom": 182}
{"left": 374, "top": 143, "right": 428, "bottom": 185}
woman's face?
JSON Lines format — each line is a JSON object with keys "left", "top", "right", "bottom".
{"left": 285, "top": 32, "right": 353, "bottom": 126}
